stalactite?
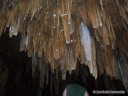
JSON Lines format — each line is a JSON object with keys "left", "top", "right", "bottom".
{"left": 80, "top": 22, "right": 96, "bottom": 78}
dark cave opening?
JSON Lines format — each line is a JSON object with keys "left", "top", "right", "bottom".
{"left": 0, "top": 28, "right": 35, "bottom": 96}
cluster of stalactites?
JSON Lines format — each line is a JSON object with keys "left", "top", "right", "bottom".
{"left": 0, "top": 0, "right": 128, "bottom": 91}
